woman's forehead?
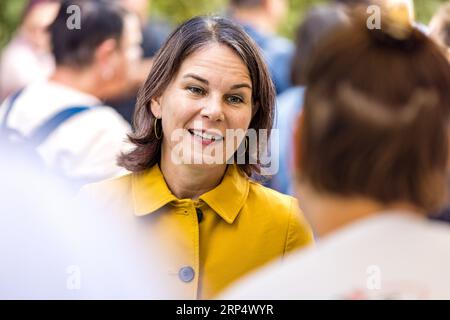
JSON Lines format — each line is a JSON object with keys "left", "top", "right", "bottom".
{"left": 176, "top": 43, "right": 252, "bottom": 84}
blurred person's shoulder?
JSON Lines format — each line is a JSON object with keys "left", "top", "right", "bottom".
{"left": 266, "top": 34, "right": 294, "bottom": 56}
{"left": 276, "top": 86, "right": 305, "bottom": 123}
{"left": 276, "top": 86, "right": 305, "bottom": 108}
{"left": 1, "top": 80, "right": 132, "bottom": 158}
{"left": 23, "top": 81, "right": 132, "bottom": 137}
{"left": 1, "top": 80, "right": 102, "bottom": 127}
{"left": 243, "top": 24, "right": 294, "bottom": 56}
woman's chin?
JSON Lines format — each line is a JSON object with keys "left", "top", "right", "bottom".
{"left": 185, "top": 152, "right": 227, "bottom": 167}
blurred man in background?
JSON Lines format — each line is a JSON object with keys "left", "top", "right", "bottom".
{"left": 107, "top": 0, "right": 172, "bottom": 124}
{"left": 0, "top": 0, "right": 141, "bottom": 185}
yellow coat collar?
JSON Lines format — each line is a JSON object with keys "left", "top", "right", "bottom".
{"left": 131, "top": 164, "right": 250, "bottom": 224}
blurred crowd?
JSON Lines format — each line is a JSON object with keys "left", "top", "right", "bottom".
{"left": 2, "top": 0, "right": 450, "bottom": 299}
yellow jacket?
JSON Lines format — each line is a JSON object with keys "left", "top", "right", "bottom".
{"left": 81, "top": 164, "right": 313, "bottom": 299}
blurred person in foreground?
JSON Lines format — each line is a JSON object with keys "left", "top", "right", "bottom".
{"left": 0, "top": 0, "right": 60, "bottom": 101}
{"left": 228, "top": 0, "right": 293, "bottom": 94}
{"left": 428, "top": 1, "right": 450, "bottom": 223}
{"left": 0, "top": 0, "right": 142, "bottom": 185}
{"left": 222, "top": 4, "right": 450, "bottom": 299}
{"left": 270, "top": 4, "right": 350, "bottom": 195}
{"left": 0, "top": 142, "right": 169, "bottom": 299}
{"left": 79, "top": 16, "right": 314, "bottom": 299}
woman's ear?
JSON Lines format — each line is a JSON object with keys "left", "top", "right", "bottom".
{"left": 150, "top": 96, "right": 162, "bottom": 118}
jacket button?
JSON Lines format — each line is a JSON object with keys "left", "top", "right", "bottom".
{"left": 179, "top": 266, "right": 195, "bottom": 283}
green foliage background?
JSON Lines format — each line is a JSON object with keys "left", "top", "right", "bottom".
{"left": 1, "top": 0, "right": 448, "bottom": 49}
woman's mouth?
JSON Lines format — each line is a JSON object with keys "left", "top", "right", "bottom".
{"left": 188, "top": 129, "right": 224, "bottom": 146}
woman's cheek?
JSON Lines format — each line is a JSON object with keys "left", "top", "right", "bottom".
{"left": 229, "top": 109, "right": 252, "bottom": 131}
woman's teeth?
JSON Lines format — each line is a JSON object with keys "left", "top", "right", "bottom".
{"left": 188, "top": 129, "right": 223, "bottom": 142}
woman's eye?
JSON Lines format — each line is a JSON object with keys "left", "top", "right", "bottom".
{"left": 227, "top": 95, "right": 244, "bottom": 104}
{"left": 187, "top": 86, "right": 205, "bottom": 95}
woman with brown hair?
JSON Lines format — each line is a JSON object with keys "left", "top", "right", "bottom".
{"left": 223, "top": 5, "right": 450, "bottom": 299}
{"left": 81, "top": 16, "right": 313, "bottom": 299}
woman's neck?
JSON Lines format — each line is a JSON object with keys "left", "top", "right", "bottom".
{"left": 159, "top": 147, "right": 227, "bottom": 200}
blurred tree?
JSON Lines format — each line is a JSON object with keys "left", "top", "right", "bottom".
{"left": 151, "top": 0, "right": 226, "bottom": 22}
{"left": 415, "top": 0, "right": 448, "bottom": 22}
{"left": 0, "top": 0, "right": 27, "bottom": 49}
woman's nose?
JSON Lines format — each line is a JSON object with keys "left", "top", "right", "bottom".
{"left": 200, "top": 97, "right": 225, "bottom": 121}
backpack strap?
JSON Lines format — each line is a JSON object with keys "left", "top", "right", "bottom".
{"left": 29, "top": 106, "right": 91, "bottom": 147}
{"left": 1, "top": 89, "right": 94, "bottom": 147}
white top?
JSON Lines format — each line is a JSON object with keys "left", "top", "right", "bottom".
{"left": 222, "top": 212, "right": 450, "bottom": 299}
{"left": 0, "top": 80, "right": 131, "bottom": 183}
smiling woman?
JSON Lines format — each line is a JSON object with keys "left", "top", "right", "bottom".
{"left": 150, "top": 43, "right": 255, "bottom": 170}
{"left": 79, "top": 16, "right": 313, "bottom": 299}
{"left": 120, "top": 16, "right": 275, "bottom": 178}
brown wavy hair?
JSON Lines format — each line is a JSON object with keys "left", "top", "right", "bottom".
{"left": 118, "top": 16, "right": 275, "bottom": 177}
{"left": 296, "top": 10, "right": 450, "bottom": 212}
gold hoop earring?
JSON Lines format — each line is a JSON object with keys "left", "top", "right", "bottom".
{"left": 237, "top": 137, "right": 248, "bottom": 157}
{"left": 154, "top": 118, "right": 162, "bottom": 140}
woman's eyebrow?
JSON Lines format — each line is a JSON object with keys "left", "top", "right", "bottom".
{"left": 230, "top": 83, "right": 252, "bottom": 90}
{"left": 183, "top": 73, "right": 209, "bottom": 85}
{"left": 182, "top": 73, "right": 252, "bottom": 90}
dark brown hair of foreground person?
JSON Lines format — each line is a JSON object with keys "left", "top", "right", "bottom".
{"left": 118, "top": 16, "right": 275, "bottom": 177}
{"left": 296, "top": 11, "right": 450, "bottom": 213}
